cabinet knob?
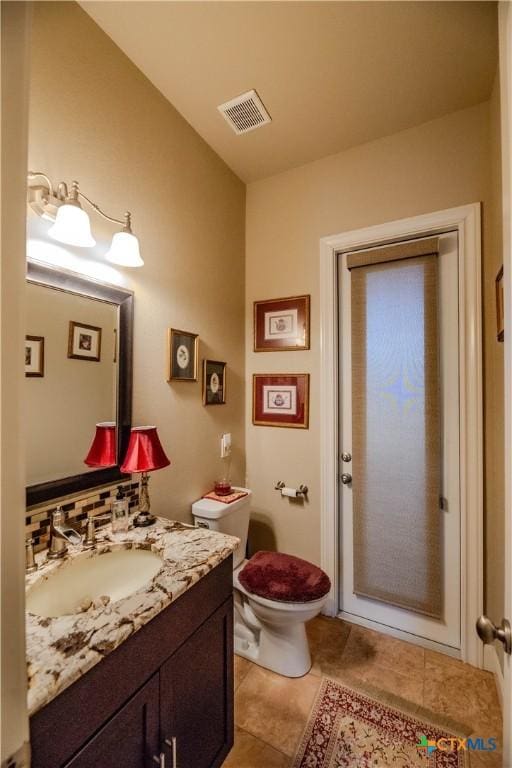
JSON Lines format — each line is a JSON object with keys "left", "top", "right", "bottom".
{"left": 153, "top": 753, "right": 165, "bottom": 767}
{"left": 165, "top": 737, "right": 177, "bottom": 767}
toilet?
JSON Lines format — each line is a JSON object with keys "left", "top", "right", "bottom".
{"left": 192, "top": 488, "right": 330, "bottom": 678}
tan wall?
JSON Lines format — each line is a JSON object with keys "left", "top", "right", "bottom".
{"left": 1, "top": 2, "right": 31, "bottom": 763}
{"left": 483, "top": 74, "right": 505, "bottom": 669}
{"left": 28, "top": 2, "right": 246, "bottom": 518}
{"left": 26, "top": 283, "right": 118, "bottom": 484}
{"left": 246, "top": 102, "right": 494, "bottom": 569}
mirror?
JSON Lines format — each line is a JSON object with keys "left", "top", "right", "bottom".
{"left": 26, "top": 284, "right": 118, "bottom": 484}
{"left": 26, "top": 261, "right": 133, "bottom": 506}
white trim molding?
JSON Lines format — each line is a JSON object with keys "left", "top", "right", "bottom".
{"left": 499, "top": 3, "right": 512, "bottom": 760}
{"left": 319, "top": 204, "right": 483, "bottom": 666}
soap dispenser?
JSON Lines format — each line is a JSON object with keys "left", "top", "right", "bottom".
{"left": 111, "top": 485, "right": 129, "bottom": 533}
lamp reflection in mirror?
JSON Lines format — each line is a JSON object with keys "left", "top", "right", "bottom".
{"left": 84, "top": 422, "right": 116, "bottom": 467}
{"left": 27, "top": 172, "right": 144, "bottom": 267}
{"left": 120, "top": 426, "right": 170, "bottom": 527}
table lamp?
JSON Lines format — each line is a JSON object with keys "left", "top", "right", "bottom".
{"left": 84, "top": 422, "right": 116, "bottom": 467}
{"left": 120, "top": 426, "right": 170, "bottom": 527}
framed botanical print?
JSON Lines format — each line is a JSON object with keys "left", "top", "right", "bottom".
{"left": 203, "top": 359, "right": 226, "bottom": 405}
{"left": 254, "top": 295, "right": 310, "bottom": 352}
{"left": 25, "top": 335, "right": 45, "bottom": 377}
{"left": 167, "top": 328, "right": 198, "bottom": 381}
{"left": 68, "top": 321, "right": 102, "bottom": 362}
{"left": 496, "top": 266, "right": 504, "bottom": 342}
{"left": 253, "top": 373, "right": 309, "bottom": 428}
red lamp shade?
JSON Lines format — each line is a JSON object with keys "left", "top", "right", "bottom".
{"left": 84, "top": 422, "right": 116, "bottom": 467}
{"left": 120, "top": 426, "right": 170, "bottom": 474}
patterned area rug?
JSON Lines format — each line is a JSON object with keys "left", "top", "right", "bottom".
{"left": 292, "top": 679, "right": 467, "bottom": 767}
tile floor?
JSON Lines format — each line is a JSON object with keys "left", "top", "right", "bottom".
{"left": 223, "top": 616, "right": 503, "bottom": 767}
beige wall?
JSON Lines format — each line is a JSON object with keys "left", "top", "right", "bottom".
{"left": 1, "top": 2, "right": 31, "bottom": 763}
{"left": 483, "top": 74, "right": 505, "bottom": 669}
{"left": 26, "top": 283, "right": 117, "bottom": 485}
{"left": 28, "top": 2, "right": 246, "bottom": 518}
{"left": 246, "top": 102, "right": 496, "bottom": 571}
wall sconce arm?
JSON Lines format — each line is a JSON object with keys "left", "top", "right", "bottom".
{"left": 77, "top": 189, "right": 132, "bottom": 232}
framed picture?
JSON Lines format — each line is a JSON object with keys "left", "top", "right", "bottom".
{"left": 68, "top": 321, "right": 102, "bottom": 362}
{"left": 253, "top": 373, "right": 309, "bottom": 428}
{"left": 203, "top": 359, "right": 226, "bottom": 405}
{"left": 167, "top": 328, "right": 198, "bottom": 381}
{"left": 254, "top": 295, "right": 310, "bottom": 352}
{"left": 25, "top": 335, "right": 44, "bottom": 377}
{"left": 496, "top": 266, "right": 504, "bottom": 342}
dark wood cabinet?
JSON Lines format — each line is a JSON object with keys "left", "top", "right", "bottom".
{"left": 31, "top": 556, "right": 234, "bottom": 768}
{"left": 160, "top": 599, "right": 233, "bottom": 768}
{"left": 64, "top": 675, "right": 160, "bottom": 768}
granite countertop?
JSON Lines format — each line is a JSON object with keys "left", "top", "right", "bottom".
{"left": 26, "top": 518, "right": 239, "bottom": 716}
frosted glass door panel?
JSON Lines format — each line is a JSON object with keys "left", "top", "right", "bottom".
{"left": 350, "top": 255, "right": 441, "bottom": 617}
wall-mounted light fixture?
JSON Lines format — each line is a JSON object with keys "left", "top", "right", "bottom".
{"left": 27, "top": 171, "right": 144, "bottom": 267}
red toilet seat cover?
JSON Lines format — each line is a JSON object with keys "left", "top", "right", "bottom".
{"left": 238, "top": 551, "right": 331, "bottom": 603}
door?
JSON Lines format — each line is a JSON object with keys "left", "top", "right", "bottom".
{"left": 64, "top": 674, "right": 160, "bottom": 768}
{"left": 499, "top": 6, "right": 512, "bottom": 762}
{"left": 159, "top": 598, "right": 234, "bottom": 768}
{"left": 338, "top": 232, "right": 461, "bottom": 649}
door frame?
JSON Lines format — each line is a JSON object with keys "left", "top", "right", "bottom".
{"left": 319, "top": 203, "right": 483, "bottom": 667}
{"left": 499, "top": 1, "right": 512, "bottom": 761}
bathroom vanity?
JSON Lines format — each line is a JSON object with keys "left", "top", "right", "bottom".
{"left": 27, "top": 520, "right": 238, "bottom": 768}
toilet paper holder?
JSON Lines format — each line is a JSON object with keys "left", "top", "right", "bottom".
{"left": 274, "top": 481, "right": 308, "bottom": 497}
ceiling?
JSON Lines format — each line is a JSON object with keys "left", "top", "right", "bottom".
{"left": 80, "top": 1, "right": 498, "bottom": 183}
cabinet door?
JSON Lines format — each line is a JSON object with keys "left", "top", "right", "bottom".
{"left": 64, "top": 674, "right": 160, "bottom": 768}
{"left": 160, "top": 597, "right": 233, "bottom": 768}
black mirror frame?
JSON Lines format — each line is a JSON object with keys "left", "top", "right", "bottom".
{"left": 26, "top": 260, "right": 133, "bottom": 507}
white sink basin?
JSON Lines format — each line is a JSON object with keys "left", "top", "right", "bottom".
{"left": 26, "top": 548, "right": 164, "bottom": 618}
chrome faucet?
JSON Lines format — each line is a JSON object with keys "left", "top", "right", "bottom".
{"left": 48, "top": 506, "right": 82, "bottom": 559}
{"left": 83, "top": 513, "right": 112, "bottom": 550}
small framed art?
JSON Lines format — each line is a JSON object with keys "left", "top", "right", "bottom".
{"left": 25, "top": 335, "right": 44, "bottom": 377}
{"left": 254, "top": 295, "right": 310, "bottom": 352}
{"left": 496, "top": 266, "right": 504, "bottom": 342}
{"left": 203, "top": 359, "right": 226, "bottom": 405}
{"left": 253, "top": 373, "right": 309, "bottom": 428}
{"left": 68, "top": 321, "right": 102, "bottom": 362}
{"left": 168, "top": 328, "right": 198, "bottom": 381}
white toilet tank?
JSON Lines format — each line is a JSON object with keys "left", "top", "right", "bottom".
{"left": 191, "top": 488, "right": 251, "bottom": 569}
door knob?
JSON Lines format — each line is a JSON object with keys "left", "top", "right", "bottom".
{"left": 476, "top": 615, "right": 512, "bottom": 654}
{"left": 341, "top": 473, "right": 352, "bottom": 485}
{"left": 341, "top": 452, "right": 352, "bottom": 463}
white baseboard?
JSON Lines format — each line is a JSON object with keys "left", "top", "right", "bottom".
{"left": 483, "top": 644, "right": 504, "bottom": 710}
{"left": 321, "top": 597, "right": 338, "bottom": 618}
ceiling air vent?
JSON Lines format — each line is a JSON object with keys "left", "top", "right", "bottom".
{"left": 218, "top": 89, "right": 271, "bottom": 135}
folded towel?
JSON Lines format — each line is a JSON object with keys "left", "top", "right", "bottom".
{"left": 202, "top": 490, "right": 248, "bottom": 504}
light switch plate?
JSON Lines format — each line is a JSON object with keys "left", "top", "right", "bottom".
{"left": 221, "top": 433, "right": 232, "bottom": 458}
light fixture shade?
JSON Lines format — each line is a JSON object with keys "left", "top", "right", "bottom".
{"left": 105, "top": 231, "right": 144, "bottom": 267}
{"left": 84, "top": 422, "right": 116, "bottom": 467}
{"left": 120, "top": 426, "right": 170, "bottom": 473}
{"left": 48, "top": 203, "right": 96, "bottom": 248}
